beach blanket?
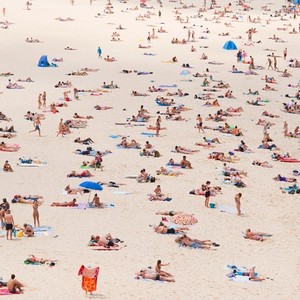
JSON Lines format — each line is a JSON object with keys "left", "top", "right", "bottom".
{"left": 159, "top": 84, "right": 177, "bottom": 88}
{"left": 0, "top": 288, "right": 21, "bottom": 295}
{"left": 141, "top": 132, "right": 156, "bottom": 137}
{"left": 75, "top": 203, "right": 115, "bottom": 209}
{"left": 91, "top": 245, "right": 122, "bottom": 251}
{"left": 113, "top": 191, "right": 132, "bottom": 195}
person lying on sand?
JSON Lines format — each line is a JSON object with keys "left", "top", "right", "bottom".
{"left": 6, "top": 80, "right": 24, "bottom": 89}
{"left": 252, "top": 160, "right": 273, "bottom": 168}
{"left": 64, "top": 185, "right": 84, "bottom": 195}
{"left": 273, "top": 174, "right": 296, "bottom": 182}
{"left": 174, "top": 146, "right": 199, "bottom": 154}
{"left": 51, "top": 198, "right": 78, "bottom": 207}
{"left": 73, "top": 113, "right": 93, "bottom": 119}
{"left": 74, "top": 137, "right": 94, "bottom": 145}
{"left": 0, "top": 142, "right": 20, "bottom": 151}
{"left": 64, "top": 46, "right": 77, "bottom": 50}
{"left": 88, "top": 233, "right": 123, "bottom": 247}
{"left": 245, "top": 229, "right": 271, "bottom": 242}
{"left": 67, "top": 170, "right": 93, "bottom": 178}
{"left": 17, "top": 77, "right": 33, "bottom": 82}
{"left": 223, "top": 163, "right": 247, "bottom": 177}
{"left": 12, "top": 195, "right": 43, "bottom": 204}
{"left": 175, "top": 234, "right": 220, "bottom": 249}
{"left": 136, "top": 269, "right": 175, "bottom": 282}
{"left": 262, "top": 111, "right": 279, "bottom": 118}
{"left": 156, "top": 167, "right": 182, "bottom": 176}
{"left": 94, "top": 105, "right": 113, "bottom": 110}
{"left": 154, "top": 222, "right": 189, "bottom": 234}
{"left": 24, "top": 255, "right": 56, "bottom": 266}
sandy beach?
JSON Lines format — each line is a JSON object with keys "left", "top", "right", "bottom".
{"left": 0, "top": 0, "right": 300, "bottom": 299}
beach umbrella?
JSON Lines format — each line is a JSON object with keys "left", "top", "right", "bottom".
{"left": 223, "top": 40, "right": 237, "bottom": 50}
{"left": 79, "top": 181, "right": 103, "bottom": 207}
{"left": 79, "top": 181, "right": 103, "bottom": 191}
{"left": 179, "top": 69, "right": 191, "bottom": 76}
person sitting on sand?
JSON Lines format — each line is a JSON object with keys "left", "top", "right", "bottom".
{"left": 90, "top": 193, "right": 103, "bottom": 208}
{"left": 137, "top": 169, "right": 151, "bottom": 183}
{"left": 23, "top": 223, "right": 34, "bottom": 237}
{"left": 155, "top": 260, "right": 173, "bottom": 278}
{"left": 137, "top": 269, "right": 175, "bottom": 282}
{"left": 180, "top": 156, "right": 192, "bottom": 169}
{"left": 148, "top": 185, "right": 171, "bottom": 201}
{"left": 7, "top": 274, "right": 24, "bottom": 294}
{"left": 154, "top": 222, "right": 189, "bottom": 234}
{"left": 3, "top": 160, "right": 13, "bottom": 172}
{"left": 245, "top": 229, "right": 270, "bottom": 242}
{"left": 51, "top": 198, "right": 78, "bottom": 207}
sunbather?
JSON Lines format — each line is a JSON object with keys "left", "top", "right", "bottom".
{"left": 175, "top": 234, "right": 219, "bottom": 249}
{"left": 51, "top": 198, "right": 78, "bottom": 207}
{"left": 154, "top": 222, "right": 189, "bottom": 234}
{"left": 245, "top": 229, "right": 271, "bottom": 241}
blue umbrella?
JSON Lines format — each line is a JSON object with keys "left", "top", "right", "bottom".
{"left": 180, "top": 69, "right": 191, "bottom": 76}
{"left": 79, "top": 181, "right": 103, "bottom": 191}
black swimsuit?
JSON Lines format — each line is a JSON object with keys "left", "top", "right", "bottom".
{"left": 166, "top": 228, "right": 176, "bottom": 234}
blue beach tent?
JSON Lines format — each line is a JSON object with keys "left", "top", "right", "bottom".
{"left": 38, "top": 55, "right": 50, "bottom": 67}
{"left": 223, "top": 40, "right": 237, "bottom": 50}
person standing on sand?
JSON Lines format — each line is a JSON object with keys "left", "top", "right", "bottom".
{"left": 156, "top": 116, "right": 161, "bottom": 137}
{"left": 196, "top": 114, "right": 205, "bottom": 133}
{"left": 273, "top": 56, "right": 279, "bottom": 71}
{"left": 29, "top": 116, "right": 41, "bottom": 136}
{"left": 249, "top": 56, "right": 254, "bottom": 69}
{"left": 42, "top": 91, "right": 47, "bottom": 108}
{"left": 235, "top": 193, "right": 242, "bottom": 216}
{"left": 283, "top": 48, "right": 287, "bottom": 60}
{"left": 4, "top": 210, "right": 14, "bottom": 240}
{"left": 32, "top": 199, "right": 40, "bottom": 227}
{"left": 37, "top": 93, "right": 42, "bottom": 109}
{"left": 97, "top": 46, "right": 102, "bottom": 58}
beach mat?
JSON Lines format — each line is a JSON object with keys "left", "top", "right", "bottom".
{"left": 0, "top": 288, "right": 21, "bottom": 295}
{"left": 91, "top": 245, "right": 122, "bottom": 251}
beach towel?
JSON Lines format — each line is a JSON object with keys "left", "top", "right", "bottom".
{"left": 141, "top": 132, "right": 155, "bottom": 137}
{"left": 91, "top": 245, "right": 122, "bottom": 251}
{"left": 113, "top": 191, "right": 132, "bottom": 195}
{"left": 219, "top": 204, "right": 244, "bottom": 215}
{"left": 78, "top": 265, "right": 100, "bottom": 293}
{"left": 159, "top": 84, "right": 177, "bottom": 88}
{"left": 0, "top": 288, "right": 21, "bottom": 295}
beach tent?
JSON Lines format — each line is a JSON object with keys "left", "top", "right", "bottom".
{"left": 38, "top": 55, "right": 50, "bottom": 67}
{"left": 223, "top": 40, "right": 237, "bottom": 50}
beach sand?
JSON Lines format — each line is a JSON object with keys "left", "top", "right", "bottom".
{"left": 0, "top": 0, "right": 299, "bottom": 299}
